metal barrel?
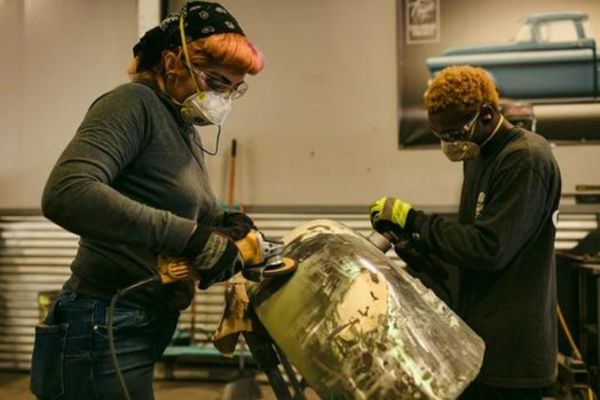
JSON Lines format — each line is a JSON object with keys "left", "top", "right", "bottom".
{"left": 248, "top": 219, "right": 485, "bottom": 400}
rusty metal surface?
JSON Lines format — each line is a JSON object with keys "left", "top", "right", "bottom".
{"left": 248, "top": 220, "right": 485, "bottom": 400}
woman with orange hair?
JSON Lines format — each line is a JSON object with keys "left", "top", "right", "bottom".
{"left": 31, "top": 2, "right": 263, "bottom": 399}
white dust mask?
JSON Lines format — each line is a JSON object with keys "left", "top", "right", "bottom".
{"left": 180, "top": 91, "right": 232, "bottom": 126}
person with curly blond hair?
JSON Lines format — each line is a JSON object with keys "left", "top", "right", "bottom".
{"left": 370, "top": 65, "right": 561, "bottom": 399}
{"left": 31, "top": 2, "right": 263, "bottom": 399}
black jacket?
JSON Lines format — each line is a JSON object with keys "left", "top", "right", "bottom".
{"left": 412, "top": 127, "right": 561, "bottom": 387}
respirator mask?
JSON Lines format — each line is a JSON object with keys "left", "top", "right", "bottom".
{"left": 434, "top": 108, "right": 504, "bottom": 162}
{"left": 180, "top": 88, "right": 232, "bottom": 127}
{"left": 177, "top": 15, "right": 233, "bottom": 129}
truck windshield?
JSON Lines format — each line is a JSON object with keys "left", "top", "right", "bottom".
{"left": 537, "top": 20, "right": 579, "bottom": 43}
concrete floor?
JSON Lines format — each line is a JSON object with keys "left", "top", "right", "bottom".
{"left": 0, "top": 372, "right": 317, "bottom": 400}
{"left": 0, "top": 372, "right": 567, "bottom": 399}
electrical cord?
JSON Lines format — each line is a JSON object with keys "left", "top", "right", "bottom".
{"left": 556, "top": 304, "right": 597, "bottom": 400}
{"left": 557, "top": 304, "right": 583, "bottom": 361}
{"left": 108, "top": 276, "right": 161, "bottom": 400}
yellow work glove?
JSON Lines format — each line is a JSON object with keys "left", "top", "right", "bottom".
{"left": 369, "top": 197, "right": 413, "bottom": 234}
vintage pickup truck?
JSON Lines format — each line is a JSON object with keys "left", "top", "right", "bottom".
{"left": 426, "top": 12, "right": 600, "bottom": 101}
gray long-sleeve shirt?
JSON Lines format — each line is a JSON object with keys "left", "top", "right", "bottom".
{"left": 412, "top": 127, "right": 561, "bottom": 387}
{"left": 42, "top": 81, "right": 222, "bottom": 310}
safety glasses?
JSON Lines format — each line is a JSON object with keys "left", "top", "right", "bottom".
{"left": 431, "top": 109, "right": 481, "bottom": 142}
{"left": 190, "top": 67, "right": 249, "bottom": 100}
{"left": 178, "top": 14, "right": 248, "bottom": 100}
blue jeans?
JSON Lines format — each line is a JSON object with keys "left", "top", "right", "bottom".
{"left": 30, "top": 290, "right": 179, "bottom": 400}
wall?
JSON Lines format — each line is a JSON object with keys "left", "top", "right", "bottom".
{"left": 0, "top": 0, "right": 598, "bottom": 209}
{"left": 187, "top": 0, "right": 465, "bottom": 207}
{"left": 0, "top": 0, "right": 137, "bottom": 208}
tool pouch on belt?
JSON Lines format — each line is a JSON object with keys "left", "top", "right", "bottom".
{"left": 30, "top": 298, "right": 68, "bottom": 400}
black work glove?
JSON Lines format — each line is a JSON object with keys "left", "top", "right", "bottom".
{"left": 218, "top": 211, "right": 256, "bottom": 241}
{"left": 183, "top": 226, "right": 244, "bottom": 290}
{"left": 393, "top": 239, "right": 452, "bottom": 305}
{"left": 373, "top": 220, "right": 411, "bottom": 243}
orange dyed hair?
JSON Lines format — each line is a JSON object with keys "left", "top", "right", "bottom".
{"left": 188, "top": 33, "right": 264, "bottom": 75}
{"left": 424, "top": 65, "right": 499, "bottom": 115}
{"left": 128, "top": 32, "right": 264, "bottom": 78}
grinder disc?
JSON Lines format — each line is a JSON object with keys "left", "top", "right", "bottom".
{"left": 262, "top": 256, "right": 297, "bottom": 277}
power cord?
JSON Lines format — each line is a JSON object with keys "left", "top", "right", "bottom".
{"left": 108, "top": 276, "right": 161, "bottom": 400}
{"left": 556, "top": 304, "right": 597, "bottom": 400}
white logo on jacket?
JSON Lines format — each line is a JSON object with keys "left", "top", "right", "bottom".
{"left": 475, "top": 192, "right": 486, "bottom": 219}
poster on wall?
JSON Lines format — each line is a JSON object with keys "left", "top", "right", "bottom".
{"left": 405, "top": 0, "right": 440, "bottom": 44}
{"left": 398, "top": 0, "right": 600, "bottom": 147}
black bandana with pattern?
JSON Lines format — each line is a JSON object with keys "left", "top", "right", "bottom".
{"left": 132, "top": 1, "right": 245, "bottom": 69}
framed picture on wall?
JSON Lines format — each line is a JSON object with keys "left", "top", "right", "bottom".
{"left": 398, "top": 0, "right": 600, "bottom": 147}
{"left": 405, "top": 0, "right": 440, "bottom": 44}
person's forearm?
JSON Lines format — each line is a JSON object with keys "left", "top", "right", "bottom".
{"left": 42, "top": 175, "right": 196, "bottom": 255}
{"left": 413, "top": 211, "right": 503, "bottom": 270}
{"left": 198, "top": 207, "right": 225, "bottom": 228}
